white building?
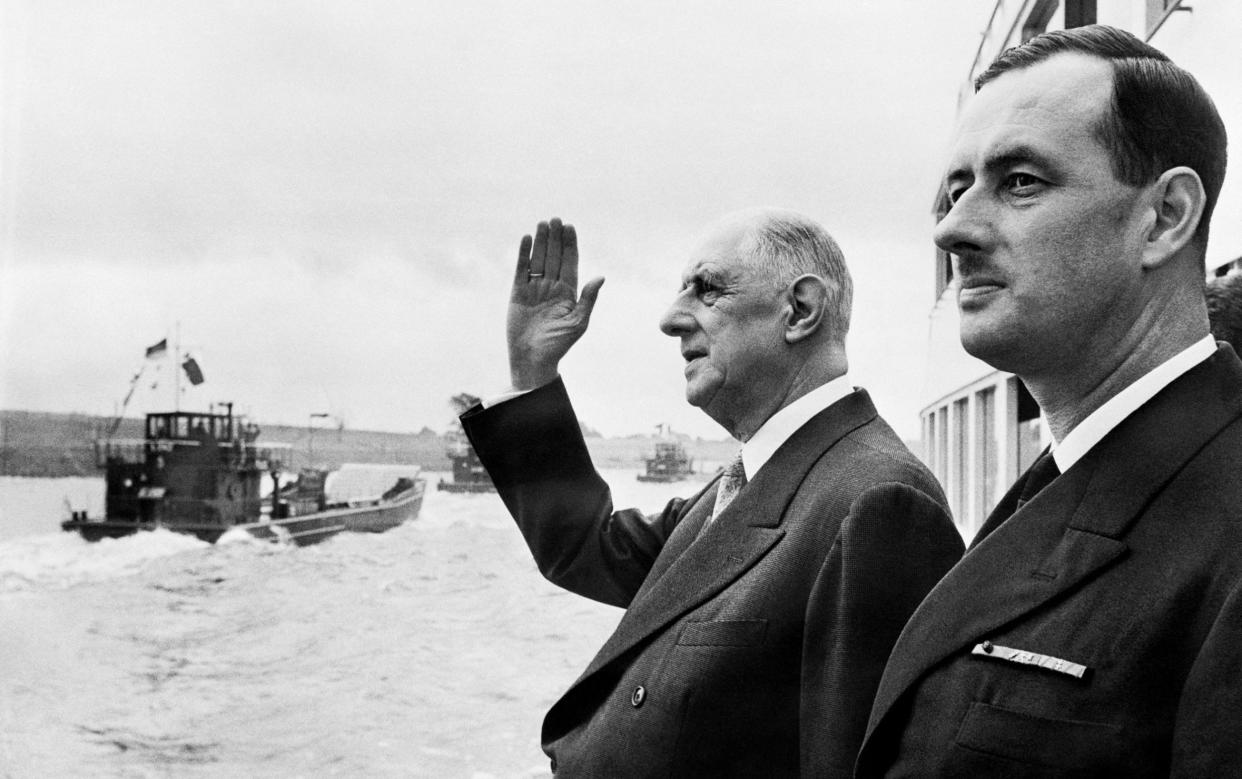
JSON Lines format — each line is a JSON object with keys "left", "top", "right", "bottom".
{"left": 921, "top": 0, "right": 1242, "bottom": 541}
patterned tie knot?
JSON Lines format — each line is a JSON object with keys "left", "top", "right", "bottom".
{"left": 712, "top": 451, "right": 748, "bottom": 520}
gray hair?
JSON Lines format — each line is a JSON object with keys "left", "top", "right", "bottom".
{"left": 743, "top": 212, "right": 853, "bottom": 337}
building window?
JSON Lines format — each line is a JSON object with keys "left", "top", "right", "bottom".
{"left": 924, "top": 414, "right": 936, "bottom": 471}
{"left": 975, "top": 386, "right": 997, "bottom": 522}
{"left": 951, "top": 398, "right": 969, "bottom": 519}
{"left": 1063, "top": 0, "right": 1097, "bottom": 30}
{"left": 936, "top": 406, "right": 949, "bottom": 487}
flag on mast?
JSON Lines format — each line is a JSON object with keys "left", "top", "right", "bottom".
{"left": 182, "top": 356, "right": 205, "bottom": 386}
{"left": 145, "top": 338, "right": 168, "bottom": 359}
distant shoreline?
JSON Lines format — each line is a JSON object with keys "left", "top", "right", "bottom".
{"left": 0, "top": 409, "right": 737, "bottom": 479}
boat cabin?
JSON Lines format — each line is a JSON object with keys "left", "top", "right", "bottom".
{"left": 94, "top": 404, "right": 289, "bottom": 537}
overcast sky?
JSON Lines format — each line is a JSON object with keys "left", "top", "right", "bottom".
{"left": 2, "top": 1, "right": 1000, "bottom": 440}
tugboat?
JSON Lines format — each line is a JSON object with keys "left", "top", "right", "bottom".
{"left": 61, "top": 403, "right": 425, "bottom": 546}
{"left": 436, "top": 431, "right": 496, "bottom": 493}
{"left": 637, "top": 440, "right": 696, "bottom": 483}
{"left": 436, "top": 393, "right": 496, "bottom": 493}
{"left": 437, "top": 436, "right": 495, "bottom": 493}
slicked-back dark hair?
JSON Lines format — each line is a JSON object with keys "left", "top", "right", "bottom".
{"left": 1207, "top": 273, "right": 1242, "bottom": 353}
{"left": 977, "top": 24, "right": 1227, "bottom": 247}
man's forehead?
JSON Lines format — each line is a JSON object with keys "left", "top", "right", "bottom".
{"left": 950, "top": 52, "right": 1114, "bottom": 157}
{"left": 679, "top": 254, "right": 739, "bottom": 282}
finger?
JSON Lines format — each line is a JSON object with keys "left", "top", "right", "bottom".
{"left": 529, "top": 221, "right": 549, "bottom": 278}
{"left": 575, "top": 276, "right": 605, "bottom": 321}
{"left": 513, "top": 234, "right": 533, "bottom": 287}
{"left": 545, "top": 217, "right": 563, "bottom": 283}
{"left": 562, "top": 223, "right": 579, "bottom": 292}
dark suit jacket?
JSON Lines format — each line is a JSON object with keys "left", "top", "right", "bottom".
{"left": 856, "top": 345, "right": 1242, "bottom": 778}
{"left": 461, "top": 378, "right": 962, "bottom": 777}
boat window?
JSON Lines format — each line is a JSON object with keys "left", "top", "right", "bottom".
{"left": 148, "top": 416, "right": 170, "bottom": 439}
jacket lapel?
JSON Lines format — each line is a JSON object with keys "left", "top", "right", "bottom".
{"left": 863, "top": 459, "right": 1123, "bottom": 734}
{"left": 864, "top": 347, "right": 1242, "bottom": 743}
{"left": 967, "top": 445, "right": 1049, "bottom": 549}
{"left": 568, "top": 389, "right": 879, "bottom": 685}
{"left": 632, "top": 477, "right": 718, "bottom": 596}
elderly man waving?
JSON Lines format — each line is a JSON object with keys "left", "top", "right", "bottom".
{"left": 461, "top": 210, "right": 962, "bottom": 776}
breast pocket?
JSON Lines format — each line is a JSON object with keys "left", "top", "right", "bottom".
{"left": 952, "top": 701, "right": 1123, "bottom": 775}
{"left": 676, "top": 619, "right": 768, "bottom": 647}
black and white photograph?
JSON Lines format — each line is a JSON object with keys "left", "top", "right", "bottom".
{"left": 3, "top": 1, "right": 1241, "bottom": 776}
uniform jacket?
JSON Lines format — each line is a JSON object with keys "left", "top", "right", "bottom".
{"left": 461, "top": 378, "right": 962, "bottom": 777}
{"left": 856, "top": 345, "right": 1242, "bottom": 778}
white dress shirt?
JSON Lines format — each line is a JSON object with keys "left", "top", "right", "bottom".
{"left": 1051, "top": 335, "right": 1216, "bottom": 472}
{"left": 737, "top": 373, "right": 854, "bottom": 480}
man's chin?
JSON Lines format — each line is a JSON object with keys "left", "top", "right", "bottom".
{"left": 684, "top": 381, "right": 714, "bottom": 412}
{"left": 959, "top": 325, "right": 1022, "bottom": 372}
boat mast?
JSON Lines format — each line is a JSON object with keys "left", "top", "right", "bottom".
{"left": 174, "top": 321, "right": 181, "bottom": 411}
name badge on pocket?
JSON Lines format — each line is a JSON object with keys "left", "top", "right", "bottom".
{"left": 971, "top": 641, "right": 1089, "bottom": 679}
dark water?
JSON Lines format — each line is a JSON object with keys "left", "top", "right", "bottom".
{"left": 0, "top": 471, "right": 699, "bottom": 777}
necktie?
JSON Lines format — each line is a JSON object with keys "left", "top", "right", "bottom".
{"left": 711, "top": 451, "right": 747, "bottom": 522}
{"left": 971, "top": 449, "right": 1060, "bottom": 548}
{"left": 1016, "top": 451, "right": 1061, "bottom": 510}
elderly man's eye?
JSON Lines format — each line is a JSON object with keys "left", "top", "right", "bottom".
{"left": 696, "top": 279, "right": 722, "bottom": 301}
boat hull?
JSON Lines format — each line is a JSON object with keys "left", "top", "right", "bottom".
{"left": 61, "top": 482, "right": 425, "bottom": 547}
{"left": 436, "top": 479, "right": 495, "bottom": 493}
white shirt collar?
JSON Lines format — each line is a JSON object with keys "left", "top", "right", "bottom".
{"left": 1052, "top": 336, "right": 1216, "bottom": 472}
{"left": 740, "top": 373, "right": 854, "bottom": 479}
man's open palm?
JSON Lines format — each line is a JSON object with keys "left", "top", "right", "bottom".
{"left": 507, "top": 217, "right": 605, "bottom": 390}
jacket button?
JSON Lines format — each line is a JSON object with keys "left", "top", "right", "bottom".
{"left": 631, "top": 686, "right": 646, "bottom": 707}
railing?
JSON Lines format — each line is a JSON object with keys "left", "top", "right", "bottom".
{"left": 95, "top": 438, "right": 293, "bottom": 470}
{"left": 966, "top": 0, "right": 1034, "bottom": 95}
{"left": 244, "top": 442, "right": 292, "bottom": 471}
{"left": 969, "top": 0, "right": 1186, "bottom": 90}
{"left": 95, "top": 438, "right": 199, "bottom": 466}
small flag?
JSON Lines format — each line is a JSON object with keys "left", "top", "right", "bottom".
{"left": 182, "top": 356, "right": 205, "bottom": 385}
{"left": 145, "top": 338, "right": 168, "bottom": 359}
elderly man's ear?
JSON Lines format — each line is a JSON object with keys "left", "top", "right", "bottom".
{"left": 783, "top": 275, "right": 830, "bottom": 344}
{"left": 1141, "top": 165, "right": 1207, "bottom": 270}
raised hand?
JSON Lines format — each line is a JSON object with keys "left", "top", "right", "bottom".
{"left": 507, "top": 217, "right": 606, "bottom": 390}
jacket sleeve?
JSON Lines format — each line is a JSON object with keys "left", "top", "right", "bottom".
{"left": 1172, "top": 578, "right": 1242, "bottom": 776}
{"left": 460, "top": 377, "right": 694, "bottom": 608}
{"left": 799, "top": 480, "right": 963, "bottom": 776}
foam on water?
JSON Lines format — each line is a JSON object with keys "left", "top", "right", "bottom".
{"left": 0, "top": 469, "right": 705, "bottom": 776}
{"left": 0, "top": 528, "right": 209, "bottom": 594}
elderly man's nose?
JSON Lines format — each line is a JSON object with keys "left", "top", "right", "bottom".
{"left": 660, "top": 299, "right": 692, "bottom": 336}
